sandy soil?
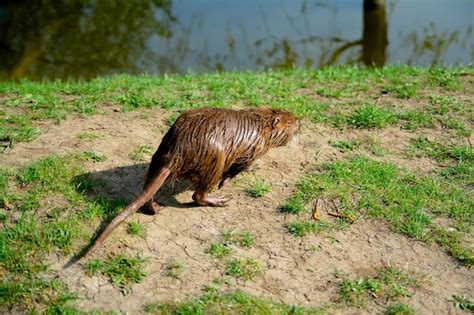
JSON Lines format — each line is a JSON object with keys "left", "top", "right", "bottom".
{"left": 2, "top": 108, "right": 472, "bottom": 314}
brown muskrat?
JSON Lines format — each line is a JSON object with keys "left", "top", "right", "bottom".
{"left": 84, "top": 107, "right": 299, "bottom": 257}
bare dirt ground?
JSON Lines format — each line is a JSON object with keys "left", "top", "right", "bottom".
{"left": 2, "top": 108, "right": 473, "bottom": 314}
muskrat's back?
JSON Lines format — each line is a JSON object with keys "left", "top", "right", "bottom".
{"left": 154, "top": 107, "right": 292, "bottom": 178}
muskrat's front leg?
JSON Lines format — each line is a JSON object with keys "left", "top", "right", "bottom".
{"left": 218, "top": 161, "right": 254, "bottom": 189}
{"left": 192, "top": 154, "right": 233, "bottom": 206}
{"left": 192, "top": 190, "right": 232, "bottom": 207}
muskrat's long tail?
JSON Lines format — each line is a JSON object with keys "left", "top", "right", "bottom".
{"left": 83, "top": 167, "right": 171, "bottom": 258}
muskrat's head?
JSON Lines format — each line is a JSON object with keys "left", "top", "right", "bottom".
{"left": 267, "top": 109, "right": 300, "bottom": 147}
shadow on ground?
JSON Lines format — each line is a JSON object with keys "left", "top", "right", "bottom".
{"left": 67, "top": 163, "right": 200, "bottom": 266}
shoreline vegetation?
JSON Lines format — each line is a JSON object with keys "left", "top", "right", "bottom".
{"left": 1, "top": 66, "right": 473, "bottom": 314}
{"left": 1, "top": 66, "right": 472, "bottom": 146}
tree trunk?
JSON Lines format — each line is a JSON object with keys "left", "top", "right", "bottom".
{"left": 362, "top": 0, "right": 388, "bottom": 67}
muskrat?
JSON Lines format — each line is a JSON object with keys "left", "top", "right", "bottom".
{"left": 84, "top": 107, "right": 299, "bottom": 257}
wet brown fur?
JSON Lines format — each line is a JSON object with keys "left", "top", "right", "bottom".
{"left": 83, "top": 107, "right": 299, "bottom": 257}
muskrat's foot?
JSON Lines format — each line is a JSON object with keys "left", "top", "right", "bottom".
{"left": 207, "top": 194, "right": 232, "bottom": 207}
{"left": 142, "top": 200, "right": 161, "bottom": 215}
{"left": 193, "top": 192, "right": 232, "bottom": 207}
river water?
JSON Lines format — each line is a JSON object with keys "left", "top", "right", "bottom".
{"left": 0, "top": 0, "right": 472, "bottom": 80}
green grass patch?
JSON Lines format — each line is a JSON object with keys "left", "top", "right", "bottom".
{"left": 76, "top": 131, "right": 100, "bottom": 141}
{"left": 408, "top": 138, "right": 473, "bottom": 163}
{"left": 427, "top": 95, "right": 467, "bottom": 115}
{"left": 82, "top": 151, "right": 107, "bottom": 162}
{"left": 206, "top": 243, "right": 232, "bottom": 259}
{"left": 1, "top": 66, "right": 471, "bottom": 146}
{"left": 246, "top": 176, "right": 271, "bottom": 198}
{"left": 128, "top": 221, "right": 146, "bottom": 237}
{"left": 129, "top": 144, "right": 154, "bottom": 161}
{"left": 222, "top": 230, "right": 255, "bottom": 248}
{"left": 0, "top": 117, "right": 39, "bottom": 145}
{"left": 0, "top": 278, "right": 78, "bottom": 314}
{"left": 383, "top": 81, "right": 418, "bottom": 99}
{"left": 439, "top": 117, "right": 471, "bottom": 137}
{"left": 398, "top": 110, "right": 434, "bottom": 130}
{"left": 225, "top": 258, "right": 261, "bottom": 281}
{"left": 384, "top": 303, "right": 417, "bottom": 315}
{"left": 450, "top": 295, "right": 474, "bottom": 312}
{"left": 286, "top": 220, "right": 332, "bottom": 237}
{"left": 347, "top": 104, "right": 399, "bottom": 128}
{"left": 85, "top": 254, "right": 147, "bottom": 294}
{"left": 144, "top": 288, "right": 326, "bottom": 314}
{"left": 428, "top": 67, "right": 461, "bottom": 90}
{"left": 281, "top": 193, "right": 306, "bottom": 214}
{"left": 163, "top": 261, "right": 186, "bottom": 279}
{"left": 438, "top": 161, "right": 473, "bottom": 186}
{"left": 284, "top": 157, "right": 473, "bottom": 265}
{"left": 206, "top": 230, "right": 255, "bottom": 259}
{"left": 339, "top": 267, "right": 420, "bottom": 308}
{"left": 329, "top": 139, "right": 360, "bottom": 152}
{"left": 0, "top": 153, "right": 126, "bottom": 311}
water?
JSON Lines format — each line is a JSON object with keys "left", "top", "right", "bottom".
{"left": 0, "top": 0, "right": 472, "bottom": 80}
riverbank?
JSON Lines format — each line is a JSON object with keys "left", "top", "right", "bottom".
{"left": 1, "top": 66, "right": 473, "bottom": 314}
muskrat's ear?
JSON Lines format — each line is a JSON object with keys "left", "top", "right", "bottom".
{"left": 272, "top": 116, "right": 281, "bottom": 128}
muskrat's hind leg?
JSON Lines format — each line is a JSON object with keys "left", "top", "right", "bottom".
{"left": 142, "top": 198, "right": 160, "bottom": 215}
{"left": 141, "top": 159, "right": 167, "bottom": 215}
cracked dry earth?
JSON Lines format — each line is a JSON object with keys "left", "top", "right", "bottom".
{"left": 2, "top": 108, "right": 473, "bottom": 314}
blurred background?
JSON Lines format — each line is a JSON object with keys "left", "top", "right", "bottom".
{"left": 0, "top": 0, "right": 472, "bottom": 80}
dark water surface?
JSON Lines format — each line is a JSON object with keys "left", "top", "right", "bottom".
{"left": 0, "top": 0, "right": 472, "bottom": 80}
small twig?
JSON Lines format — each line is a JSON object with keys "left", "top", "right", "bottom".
{"left": 327, "top": 211, "right": 356, "bottom": 223}
{"left": 312, "top": 199, "right": 321, "bottom": 221}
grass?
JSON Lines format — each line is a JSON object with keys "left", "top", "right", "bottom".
{"left": 144, "top": 288, "right": 327, "bottom": 314}
{"left": 384, "top": 81, "right": 418, "bottom": 99}
{"left": 222, "top": 230, "right": 255, "bottom": 248}
{"left": 329, "top": 139, "right": 360, "bottom": 152}
{"left": 77, "top": 131, "right": 100, "bottom": 141}
{"left": 225, "top": 258, "right": 261, "bottom": 281}
{"left": 0, "top": 279, "right": 78, "bottom": 314}
{"left": 0, "top": 153, "right": 128, "bottom": 311}
{"left": 1, "top": 66, "right": 471, "bottom": 147}
{"left": 408, "top": 138, "right": 473, "bottom": 187}
{"left": 398, "top": 110, "right": 434, "bottom": 130}
{"left": 384, "top": 303, "right": 417, "bottom": 315}
{"left": 163, "top": 261, "right": 186, "bottom": 279}
{"left": 339, "top": 267, "right": 420, "bottom": 308}
{"left": 130, "top": 144, "right": 154, "bottom": 161}
{"left": 83, "top": 151, "right": 107, "bottom": 162}
{"left": 281, "top": 193, "right": 305, "bottom": 214}
{"left": 0, "top": 65, "right": 472, "bottom": 312}
{"left": 85, "top": 254, "right": 147, "bottom": 294}
{"left": 450, "top": 295, "right": 474, "bottom": 312}
{"left": 207, "top": 243, "right": 232, "bottom": 259}
{"left": 408, "top": 138, "right": 473, "bottom": 163}
{"left": 246, "top": 176, "right": 271, "bottom": 198}
{"left": 286, "top": 220, "right": 332, "bottom": 237}
{"left": 346, "top": 104, "right": 399, "bottom": 128}
{"left": 283, "top": 157, "right": 474, "bottom": 265}
{"left": 206, "top": 230, "right": 254, "bottom": 259}
{"left": 128, "top": 221, "right": 146, "bottom": 237}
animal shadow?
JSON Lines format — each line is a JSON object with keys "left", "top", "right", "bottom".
{"left": 64, "top": 163, "right": 195, "bottom": 267}
{"left": 84, "top": 163, "right": 194, "bottom": 208}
